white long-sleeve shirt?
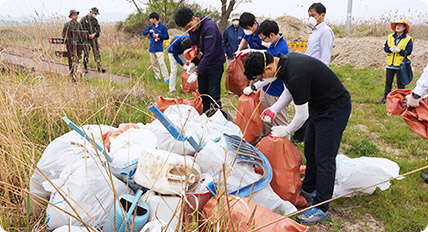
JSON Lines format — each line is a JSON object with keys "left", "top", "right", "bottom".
{"left": 305, "top": 22, "right": 334, "bottom": 66}
{"left": 413, "top": 60, "right": 428, "bottom": 97}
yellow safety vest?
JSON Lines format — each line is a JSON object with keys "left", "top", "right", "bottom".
{"left": 386, "top": 33, "right": 413, "bottom": 66}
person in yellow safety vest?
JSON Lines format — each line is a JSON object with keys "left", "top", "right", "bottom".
{"left": 376, "top": 19, "right": 413, "bottom": 104}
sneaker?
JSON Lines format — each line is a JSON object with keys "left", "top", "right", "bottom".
{"left": 300, "top": 189, "right": 316, "bottom": 205}
{"left": 421, "top": 173, "right": 428, "bottom": 184}
{"left": 153, "top": 79, "right": 160, "bottom": 83}
{"left": 297, "top": 207, "right": 328, "bottom": 225}
{"left": 376, "top": 98, "right": 386, "bottom": 104}
{"left": 164, "top": 79, "right": 169, "bottom": 83}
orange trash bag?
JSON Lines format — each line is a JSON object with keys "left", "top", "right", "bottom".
{"left": 184, "top": 46, "right": 198, "bottom": 61}
{"left": 235, "top": 90, "right": 263, "bottom": 143}
{"left": 181, "top": 69, "right": 198, "bottom": 94}
{"left": 202, "top": 195, "right": 309, "bottom": 232}
{"left": 255, "top": 136, "right": 307, "bottom": 207}
{"left": 155, "top": 91, "right": 203, "bottom": 115}
{"left": 225, "top": 56, "right": 249, "bottom": 96}
{"left": 386, "top": 89, "right": 428, "bottom": 139}
{"left": 102, "top": 123, "right": 139, "bottom": 152}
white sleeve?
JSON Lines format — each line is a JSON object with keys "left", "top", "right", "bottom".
{"left": 251, "top": 49, "right": 267, "bottom": 53}
{"left": 270, "top": 84, "right": 293, "bottom": 112}
{"left": 413, "top": 61, "right": 428, "bottom": 97}
{"left": 285, "top": 103, "right": 309, "bottom": 134}
{"left": 253, "top": 79, "right": 270, "bottom": 89}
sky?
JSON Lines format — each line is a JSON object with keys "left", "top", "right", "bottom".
{"left": 0, "top": 0, "right": 427, "bottom": 24}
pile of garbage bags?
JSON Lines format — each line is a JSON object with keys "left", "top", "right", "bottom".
{"left": 27, "top": 103, "right": 400, "bottom": 231}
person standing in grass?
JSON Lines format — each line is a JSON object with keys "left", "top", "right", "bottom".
{"left": 223, "top": 15, "right": 244, "bottom": 66}
{"left": 142, "top": 12, "right": 170, "bottom": 83}
{"left": 167, "top": 35, "right": 191, "bottom": 92}
{"left": 80, "top": 7, "right": 105, "bottom": 73}
{"left": 376, "top": 19, "right": 413, "bottom": 104}
{"left": 174, "top": 7, "right": 225, "bottom": 112}
{"left": 62, "top": 9, "right": 83, "bottom": 81}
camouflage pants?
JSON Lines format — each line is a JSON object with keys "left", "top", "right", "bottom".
{"left": 83, "top": 39, "right": 102, "bottom": 70}
{"left": 66, "top": 42, "right": 82, "bottom": 81}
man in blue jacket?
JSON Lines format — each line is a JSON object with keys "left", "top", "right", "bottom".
{"left": 167, "top": 35, "right": 191, "bottom": 92}
{"left": 241, "top": 19, "right": 290, "bottom": 136}
{"left": 175, "top": 7, "right": 226, "bottom": 112}
{"left": 142, "top": 12, "right": 170, "bottom": 83}
{"left": 235, "top": 12, "right": 265, "bottom": 55}
{"left": 223, "top": 15, "right": 244, "bottom": 66}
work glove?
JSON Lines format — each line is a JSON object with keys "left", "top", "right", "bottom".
{"left": 405, "top": 94, "right": 420, "bottom": 107}
{"left": 187, "top": 72, "right": 198, "bottom": 84}
{"left": 389, "top": 46, "right": 401, "bottom": 53}
{"left": 243, "top": 86, "right": 254, "bottom": 95}
{"left": 260, "top": 108, "right": 277, "bottom": 123}
{"left": 234, "top": 48, "right": 251, "bottom": 58}
{"left": 182, "top": 64, "right": 188, "bottom": 70}
{"left": 186, "top": 62, "right": 196, "bottom": 74}
{"left": 271, "top": 125, "right": 290, "bottom": 139}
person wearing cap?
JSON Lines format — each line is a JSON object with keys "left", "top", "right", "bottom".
{"left": 142, "top": 12, "right": 170, "bottom": 83}
{"left": 174, "top": 7, "right": 225, "bottom": 112}
{"left": 241, "top": 19, "right": 290, "bottom": 136}
{"left": 243, "top": 51, "right": 351, "bottom": 225}
{"left": 376, "top": 19, "right": 413, "bottom": 104}
{"left": 223, "top": 15, "right": 244, "bottom": 65}
{"left": 62, "top": 9, "right": 83, "bottom": 80}
{"left": 80, "top": 7, "right": 105, "bottom": 73}
{"left": 167, "top": 35, "right": 191, "bottom": 92}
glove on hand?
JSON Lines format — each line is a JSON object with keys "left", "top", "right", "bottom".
{"left": 234, "top": 48, "right": 251, "bottom": 58}
{"left": 186, "top": 62, "right": 196, "bottom": 74}
{"left": 187, "top": 72, "right": 198, "bottom": 84}
{"left": 243, "top": 86, "right": 254, "bottom": 95}
{"left": 405, "top": 94, "right": 420, "bottom": 107}
{"left": 260, "top": 108, "right": 277, "bottom": 123}
{"left": 390, "top": 46, "right": 401, "bottom": 53}
{"left": 271, "top": 125, "right": 290, "bottom": 139}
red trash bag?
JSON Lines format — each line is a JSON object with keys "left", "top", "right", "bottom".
{"left": 255, "top": 136, "right": 307, "bottom": 207}
{"left": 387, "top": 89, "right": 428, "bottom": 139}
{"left": 184, "top": 46, "right": 198, "bottom": 61}
{"left": 202, "top": 195, "right": 309, "bottom": 232}
{"left": 225, "top": 56, "right": 249, "bottom": 96}
{"left": 155, "top": 91, "right": 203, "bottom": 115}
{"left": 235, "top": 90, "right": 263, "bottom": 143}
{"left": 181, "top": 69, "right": 198, "bottom": 94}
{"left": 102, "top": 123, "right": 140, "bottom": 152}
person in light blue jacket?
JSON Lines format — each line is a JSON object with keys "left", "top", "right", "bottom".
{"left": 142, "top": 12, "right": 170, "bottom": 83}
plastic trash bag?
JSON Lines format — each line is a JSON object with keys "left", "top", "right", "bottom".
{"left": 43, "top": 157, "right": 131, "bottom": 230}
{"left": 181, "top": 70, "right": 198, "bottom": 94}
{"left": 333, "top": 154, "right": 400, "bottom": 197}
{"left": 202, "top": 195, "right": 309, "bottom": 232}
{"left": 155, "top": 92, "right": 203, "bottom": 115}
{"left": 53, "top": 226, "right": 89, "bottom": 232}
{"left": 225, "top": 56, "right": 249, "bottom": 96}
{"left": 255, "top": 136, "right": 307, "bottom": 207}
{"left": 235, "top": 90, "right": 263, "bottom": 143}
{"left": 102, "top": 123, "right": 140, "bottom": 152}
{"left": 140, "top": 219, "right": 173, "bottom": 232}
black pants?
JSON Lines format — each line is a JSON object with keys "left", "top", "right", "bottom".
{"left": 83, "top": 39, "right": 102, "bottom": 70}
{"left": 383, "top": 68, "right": 405, "bottom": 98}
{"left": 302, "top": 101, "right": 352, "bottom": 212}
{"left": 197, "top": 65, "right": 223, "bottom": 113}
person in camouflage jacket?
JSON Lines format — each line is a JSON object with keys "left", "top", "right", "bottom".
{"left": 80, "top": 7, "right": 105, "bottom": 73}
{"left": 62, "top": 9, "right": 85, "bottom": 81}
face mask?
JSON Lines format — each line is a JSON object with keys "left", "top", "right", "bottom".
{"left": 232, "top": 20, "right": 239, "bottom": 26}
{"left": 243, "top": 29, "right": 252, "bottom": 35}
{"left": 261, "top": 41, "right": 272, "bottom": 48}
{"left": 308, "top": 16, "right": 317, "bottom": 27}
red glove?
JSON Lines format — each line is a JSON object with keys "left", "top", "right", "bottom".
{"left": 260, "top": 108, "right": 276, "bottom": 123}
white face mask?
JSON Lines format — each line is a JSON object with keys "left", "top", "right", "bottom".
{"left": 263, "top": 76, "right": 277, "bottom": 83}
{"left": 243, "top": 29, "right": 253, "bottom": 35}
{"left": 232, "top": 20, "right": 239, "bottom": 26}
{"left": 261, "top": 41, "right": 272, "bottom": 48}
{"left": 308, "top": 16, "right": 317, "bottom": 27}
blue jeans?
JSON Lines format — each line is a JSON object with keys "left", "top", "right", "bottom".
{"left": 197, "top": 65, "right": 223, "bottom": 113}
{"left": 302, "top": 101, "right": 352, "bottom": 212}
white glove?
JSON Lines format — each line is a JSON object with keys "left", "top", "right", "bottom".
{"left": 187, "top": 72, "right": 198, "bottom": 84}
{"left": 234, "top": 48, "right": 251, "bottom": 57}
{"left": 182, "top": 64, "right": 188, "bottom": 70}
{"left": 260, "top": 108, "right": 277, "bottom": 123}
{"left": 271, "top": 125, "right": 290, "bottom": 139}
{"left": 186, "top": 62, "right": 196, "bottom": 74}
{"left": 243, "top": 86, "right": 254, "bottom": 95}
{"left": 390, "top": 46, "right": 401, "bottom": 53}
{"left": 405, "top": 94, "right": 420, "bottom": 107}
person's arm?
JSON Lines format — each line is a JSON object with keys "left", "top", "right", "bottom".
{"left": 94, "top": 18, "right": 101, "bottom": 38}
{"left": 399, "top": 38, "right": 413, "bottom": 57}
{"left": 260, "top": 85, "right": 292, "bottom": 121}
{"left": 319, "top": 29, "right": 334, "bottom": 65}
{"left": 62, "top": 23, "right": 68, "bottom": 38}
{"left": 173, "top": 44, "right": 184, "bottom": 66}
{"left": 158, "top": 25, "right": 169, "bottom": 40}
{"left": 142, "top": 25, "right": 152, "bottom": 36}
{"left": 237, "top": 38, "right": 249, "bottom": 51}
{"left": 413, "top": 61, "right": 428, "bottom": 97}
{"left": 384, "top": 40, "right": 391, "bottom": 53}
{"left": 194, "top": 28, "right": 217, "bottom": 74}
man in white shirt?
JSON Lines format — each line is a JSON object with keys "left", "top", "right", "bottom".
{"left": 292, "top": 2, "right": 334, "bottom": 143}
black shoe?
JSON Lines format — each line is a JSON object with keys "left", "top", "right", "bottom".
{"left": 421, "top": 173, "right": 428, "bottom": 184}
{"left": 98, "top": 67, "right": 106, "bottom": 73}
{"left": 84, "top": 68, "right": 88, "bottom": 73}
{"left": 376, "top": 98, "right": 386, "bottom": 104}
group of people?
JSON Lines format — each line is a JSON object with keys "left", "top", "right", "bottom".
{"left": 62, "top": 2, "right": 428, "bottom": 226}
{"left": 62, "top": 7, "right": 105, "bottom": 80}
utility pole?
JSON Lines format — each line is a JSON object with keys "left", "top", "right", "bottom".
{"left": 346, "top": 0, "right": 353, "bottom": 35}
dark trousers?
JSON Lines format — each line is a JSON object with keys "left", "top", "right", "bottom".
{"left": 302, "top": 101, "right": 352, "bottom": 212}
{"left": 83, "top": 39, "right": 102, "bottom": 70}
{"left": 383, "top": 68, "right": 405, "bottom": 98}
{"left": 197, "top": 65, "right": 223, "bottom": 113}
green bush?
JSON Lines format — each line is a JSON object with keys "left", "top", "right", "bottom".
{"left": 346, "top": 140, "right": 380, "bottom": 157}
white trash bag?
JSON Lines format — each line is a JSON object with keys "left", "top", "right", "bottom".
{"left": 43, "top": 157, "right": 131, "bottom": 230}
{"left": 53, "top": 225, "right": 89, "bottom": 232}
{"left": 333, "top": 154, "right": 400, "bottom": 197}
